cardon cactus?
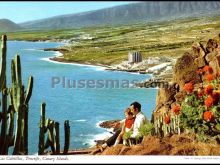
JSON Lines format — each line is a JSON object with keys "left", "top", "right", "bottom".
{"left": 11, "top": 55, "right": 34, "bottom": 155}
{"left": 38, "top": 102, "right": 71, "bottom": 155}
{"left": 0, "top": 35, "right": 34, "bottom": 155}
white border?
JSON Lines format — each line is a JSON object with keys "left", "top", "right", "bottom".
{"left": 1, "top": 155, "right": 220, "bottom": 164}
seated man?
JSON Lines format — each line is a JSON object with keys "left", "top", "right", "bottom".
{"left": 91, "top": 101, "right": 147, "bottom": 154}
{"left": 127, "top": 101, "right": 148, "bottom": 144}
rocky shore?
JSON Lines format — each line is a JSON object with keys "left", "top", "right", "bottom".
{"left": 98, "top": 120, "right": 121, "bottom": 129}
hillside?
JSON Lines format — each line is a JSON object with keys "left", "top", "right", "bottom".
{"left": 0, "top": 19, "right": 22, "bottom": 32}
{"left": 19, "top": 1, "right": 220, "bottom": 30}
{"left": 4, "top": 13, "right": 220, "bottom": 66}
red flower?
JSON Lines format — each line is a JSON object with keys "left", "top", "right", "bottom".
{"left": 183, "top": 82, "right": 194, "bottom": 93}
{"left": 204, "top": 84, "right": 214, "bottom": 95}
{"left": 172, "top": 105, "right": 181, "bottom": 115}
{"left": 204, "top": 95, "right": 214, "bottom": 108}
{"left": 197, "top": 88, "right": 204, "bottom": 98}
{"left": 164, "top": 115, "right": 171, "bottom": 124}
{"left": 203, "top": 65, "right": 213, "bottom": 74}
{"left": 203, "top": 111, "right": 214, "bottom": 122}
{"left": 205, "top": 74, "right": 214, "bottom": 82}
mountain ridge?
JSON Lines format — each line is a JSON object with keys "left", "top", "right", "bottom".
{"left": 0, "top": 19, "right": 23, "bottom": 32}
{"left": 19, "top": 1, "right": 220, "bottom": 30}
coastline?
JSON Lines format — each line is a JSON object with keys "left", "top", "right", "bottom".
{"left": 43, "top": 48, "right": 151, "bottom": 75}
{"left": 49, "top": 55, "right": 109, "bottom": 69}
{"left": 11, "top": 39, "right": 172, "bottom": 77}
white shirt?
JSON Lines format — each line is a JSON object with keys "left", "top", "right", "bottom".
{"left": 130, "top": 111, "right": 147, "bottom": 138}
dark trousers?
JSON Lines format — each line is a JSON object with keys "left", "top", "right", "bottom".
{"left": 106, "top": 128, "right": 121, "bottom": 147}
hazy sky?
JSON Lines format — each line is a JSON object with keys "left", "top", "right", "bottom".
{"left": 0, "top": 1, "right": 136, "bottom": 23}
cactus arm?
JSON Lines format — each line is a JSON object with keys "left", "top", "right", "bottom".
{"left": 0, "top": 35, "right": 7, "bottom": 91}
{"left": 63, "top": 120, "right": 70, "bottom": 154}
{"left": 55, "top": 122, "right": 60, "bottom": 155}
{"left": 15, "top": 54, "right": 22, "bottom": 86}
{"left": 13, "top": 105, "right": 22, "bottom": 155}
{"left": 0, "top": 88, "right": 8, "bottom": 154}
{"left": 23, "top": 104, "right": 28, "bottom": 154}
{"left": 48, "top": 120, "right": 56, "bottom": 154}
{"left": 8, "top": 105, "right": 15, "bottom": 147}
{"left": 24, "top": 76, "right": 33, "bottom": 105}
{"left": 11, "top": 59, "right": 18, "bottom": 112}
{"left": 38, "top": 103, "right": 46, "bottom": 155}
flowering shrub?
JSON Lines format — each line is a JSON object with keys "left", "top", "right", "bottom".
{"left": 180, "top": 66, "right": 220, "bottom": 141}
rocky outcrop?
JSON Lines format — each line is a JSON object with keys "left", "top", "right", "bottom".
{"left": 99, "top": 120, "right": 121, "bottom": 129}
{"left": 173, "top": 52, "right": 201, "bottom": 90}
{"left": 154, "top": 34, "right": 220, "bottom": 116}
{"left": 155, "top": 83, "right": 178, "bottom": 114}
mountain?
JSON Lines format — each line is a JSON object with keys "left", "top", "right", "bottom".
{"left": 0, "top": 19, "right": 23, "bottom": 32}
{"left": 20, "top": 1, "right": 220, "bottom": 30}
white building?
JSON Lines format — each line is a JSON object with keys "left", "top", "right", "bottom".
{"left": 128, "top": 51, "right": 142, "bottom": 63}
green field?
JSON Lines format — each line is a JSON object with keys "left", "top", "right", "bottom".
{"left": 2, "top": 14, "right": 220, "bottom": 66}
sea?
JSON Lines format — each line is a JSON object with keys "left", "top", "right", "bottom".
{"left": 5, "top": 41, "right": 158, "bottom": 154}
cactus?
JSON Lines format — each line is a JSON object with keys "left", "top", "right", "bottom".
{"left": 0, "top": 35, "right": 8, "bottom": 155}
{"left": 63, "top": 120, "right": 70, "bottom": 154}
{"left": 39, "top": 104, "right": 71, "bottom": 155}
{"left": 11, "top": 55, "right": 33, "bottom": 155}
{"left": 55, "top": 122, "right": 60, "bottom": 154}
{"left": 0, "top": 35, "right": 33, "bottom": 155}
{"left": 48, "top": 120, "right": 56, "bottom": 154}
{"left": 38, "top": 103, "right": 46, "bottom": 155}
{"left": 0, "top": 35, "right": 6, "bottom": 91}
{"left": 0, "top": 88, "right": 8, "bottom": 154}
{"left": 38, "top": 103, "right": 71, "bottom": 155}
{"left": 1, "top": 35, "right": 71, "bottom": 155}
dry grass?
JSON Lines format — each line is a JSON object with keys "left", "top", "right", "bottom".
{"left": 99, "top": 133, "right": 220, "bottom": 156}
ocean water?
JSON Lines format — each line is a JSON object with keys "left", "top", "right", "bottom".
{"left": 5, "top": 41, "right": 158, "bottom": 154}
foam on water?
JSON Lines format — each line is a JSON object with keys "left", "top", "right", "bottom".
{"left": 86, "top": 131, "right": 113, "bottom": 147}
{"left": 40, "top": 56, "right": 106, "bottom": 71}
{"left": 23, "top": 48, "right": 45, "bottom": 51}
{"left": 74, "top": 119, "right": 87, "bottom": 122}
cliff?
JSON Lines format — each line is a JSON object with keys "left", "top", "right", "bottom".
{"left": 93, "top": 34, "right": 220, "bottom": 155}
{"left": 155, "top": 34, "right": 220, "bottom": 116}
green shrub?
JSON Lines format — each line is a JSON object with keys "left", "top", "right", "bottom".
{"left": 138, "top": 122, "right": 154, "bottom": 137}
{"left": 122, "top": 131, "right": 133, "bottom": 140}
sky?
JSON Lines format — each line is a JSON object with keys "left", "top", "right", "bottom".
{"left": 0, "top": 1, "right": 137, "bottom": 23}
